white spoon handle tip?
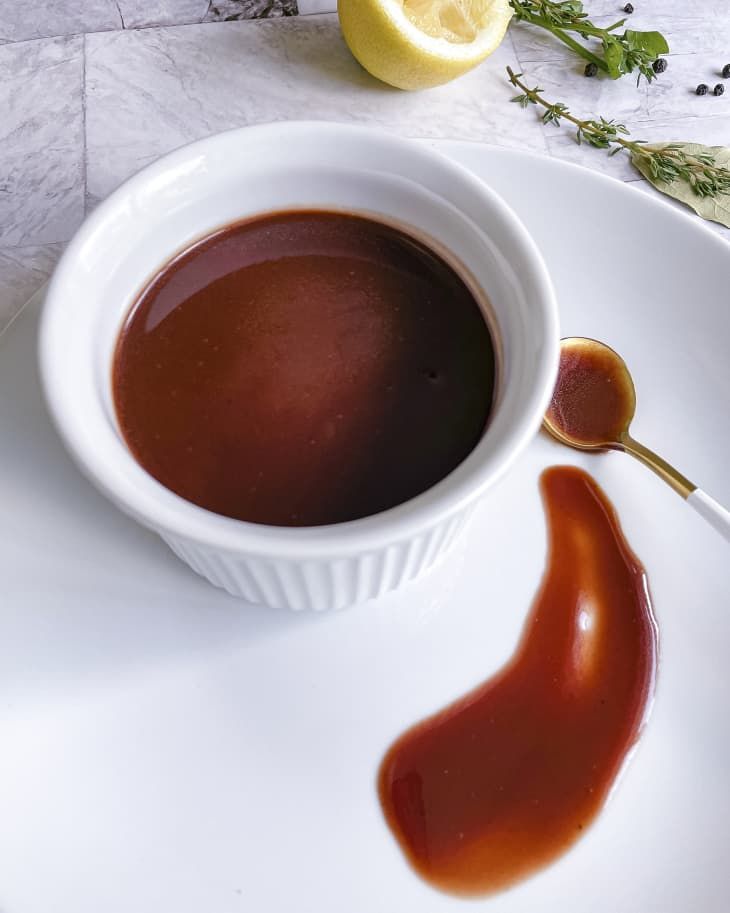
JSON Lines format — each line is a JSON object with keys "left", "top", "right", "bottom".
{"left": 687, "top": 488, "right": 730, "bottom": 543}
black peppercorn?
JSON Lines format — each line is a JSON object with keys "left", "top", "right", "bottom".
{"left": 623, "top": 3, "right": 634, "bottom": 13}
{"left": 722, "top": 63, "right": 730, "bottom": 79}
{"left": 696, "top": 83, "right": 709, "bottom": 95}
{"left": 584, "top": 62, "right": 598, "bottom": 77}
{"left": 652, "top": 58, "right": 667, "bottom": 74}
{"left": 714, "top": 83, "right": 725, "bottom": 96}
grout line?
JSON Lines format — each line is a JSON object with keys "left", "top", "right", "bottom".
{"left": 507, "top": 22, "right": 525, "bottom": 79}
{"left": 0, "top": 9, "right": 312, "bottom": 46}
{"left": 541, "top": 110, "right": 730, "bottom": 133}
{"left": 113, "top": 0, "right": 126, "bottom": 29}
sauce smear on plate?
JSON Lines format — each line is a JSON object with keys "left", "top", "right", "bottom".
{"left": 379, "top": 466, "right": 657, "bottom": 896}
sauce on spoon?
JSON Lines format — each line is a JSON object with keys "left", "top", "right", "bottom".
{"left": 544, "top": 337, "right": 635, "bottom": 447}
{"left": 378, "top": 466, "right": 657, "bottom": 896}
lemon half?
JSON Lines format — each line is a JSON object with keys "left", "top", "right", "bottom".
{"left": 338, "top": 0, "right": 513, "bottom": 91}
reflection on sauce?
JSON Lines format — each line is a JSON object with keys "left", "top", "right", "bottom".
{"left": 378, "top": 466, "right": 657, "bottom": 896}
{"left": 113, "top": 211, "right": 495, "bottom": 527}
{"left": 545, "top": 340, "right": 635, "bottom": 445}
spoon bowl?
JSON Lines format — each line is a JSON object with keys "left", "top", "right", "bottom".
{"left": 544, "top": 337, "right": 637, "bottom": 451}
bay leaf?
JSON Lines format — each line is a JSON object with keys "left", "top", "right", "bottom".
{"left": 631, "top": 142, "right": 730, "bottom": 228}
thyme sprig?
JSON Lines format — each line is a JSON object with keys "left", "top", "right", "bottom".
{"left": 507, "top": 67, "right": 730, "bottom": 200}
{"left": 509, "top": 0, "right": 669, "bottom": 83}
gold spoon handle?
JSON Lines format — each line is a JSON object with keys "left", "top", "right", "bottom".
{"left": 619, "top": 434, "right": 696, "bottom": 499}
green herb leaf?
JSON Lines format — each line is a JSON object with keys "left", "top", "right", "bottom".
{"left": 631, "top": 143, "right": 730, "bottom": 228}
{"left": 624, "top": 29, "right": 669, "bottom": 57}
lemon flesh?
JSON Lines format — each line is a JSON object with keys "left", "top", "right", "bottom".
{"left": 338, "top": 0, "right": 512, "bottom": 90}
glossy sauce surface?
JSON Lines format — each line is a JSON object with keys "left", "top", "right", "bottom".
{"left": 113, "top": 211, "right": 495, "bottom": 526}
{"left": 546, "top": 341, "right": 635, "bottom": 445}
{"left": 379, "top": 466, "right": 657, "bottom": 896}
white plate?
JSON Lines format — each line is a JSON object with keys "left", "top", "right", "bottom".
{"left": 1, "top": 142, "right": 728, "bottom": 913}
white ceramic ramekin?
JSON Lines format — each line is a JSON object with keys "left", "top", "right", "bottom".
{"left": 39, "top": 122, "right": 558, "bottom": 611}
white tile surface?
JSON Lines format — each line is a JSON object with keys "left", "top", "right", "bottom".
{"left": 523, "top": 54, "right": 730, "bottom": 126}
{"left": 0, "top": 0, "right": 121, "bottom": 43}
{"left": 297, "top": 0, "right": 336, "bottom": 13}
{"left": 85, "top": 16, "right": 547, "bottom": 205}
{"left": 116, "top": 0, "right": 208, "bottom": 29}
{"left": 0, "top": 0, "right": 299, "bottom": 40}
{"left": 0, "top": 36, "right": 84, "bottom": 246}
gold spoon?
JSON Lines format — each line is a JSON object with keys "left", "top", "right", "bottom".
{"left": 543, "top": 337, "right": 730, "bottom": 541}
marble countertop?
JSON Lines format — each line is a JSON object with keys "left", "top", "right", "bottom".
{"left": 2, "top": 0, "right": 729, "bottom": 329}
